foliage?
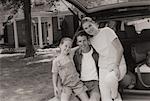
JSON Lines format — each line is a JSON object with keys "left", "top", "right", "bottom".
{"left": 0, "top": 0, "right": 23, "bottom": 24}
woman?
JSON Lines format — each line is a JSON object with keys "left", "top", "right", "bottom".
{"left": 81, "top": 17, "right": 127, "bottom": 101}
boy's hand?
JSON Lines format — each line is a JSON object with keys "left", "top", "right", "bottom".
{"left": 54, "top": 87, "right": 59, "bottom": 97}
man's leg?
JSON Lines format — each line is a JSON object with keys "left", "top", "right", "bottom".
{"left": 86, "top": 81, "right": 100, "bottom": 101}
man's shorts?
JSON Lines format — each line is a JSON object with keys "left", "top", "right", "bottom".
{"left": 83, "top": 80, "right": 100, "bottom": 95}
{"left": 62, "top": 81, "right": 87, "bottom": 96}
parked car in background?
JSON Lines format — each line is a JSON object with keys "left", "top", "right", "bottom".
{"left": 66, "top": 0, "right": 150, "bottom": 100}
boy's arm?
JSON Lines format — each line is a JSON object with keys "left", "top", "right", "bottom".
{"left": 70, "top": 46, "right": 79, "bottom": 57}
{"left": 52, "top": 73, "right": 59, "bottom": 96}
{"left": 52, "top": 58, "right": 59, "bottom": 96}
{"left": 57, "top": 75, "right": 62, "bottom": 93}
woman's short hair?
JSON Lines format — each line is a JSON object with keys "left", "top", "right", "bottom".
{"left": 81, "top": 17, "right": 95, "bottom": 24}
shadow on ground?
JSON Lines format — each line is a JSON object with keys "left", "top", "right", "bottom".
{"left": 0, "top": 53, "right": 55, "bottom": 101}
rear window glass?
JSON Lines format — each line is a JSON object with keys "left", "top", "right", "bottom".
{"left": 77, "top": 0, "right": 150, "bottom": 8}
{"left": 127, "top": 18, "right": 150, "bottom": 34}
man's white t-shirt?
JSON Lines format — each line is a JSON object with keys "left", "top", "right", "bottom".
{"left": 81, "top": 48, "right": 98, "bottom": 81}
{"left": 90, "top": 27, "right": 126, "bottom": 80}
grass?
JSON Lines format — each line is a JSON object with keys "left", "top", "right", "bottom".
{"left": 1, "top": 53, "right": 150, "bottom": 101}
{"left": 0, "top": 53, "right": 55, "bottom": 101}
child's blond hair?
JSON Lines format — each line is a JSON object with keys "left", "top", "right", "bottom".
{"left": 59, "top": 37, "right": 73, "bottom": 45}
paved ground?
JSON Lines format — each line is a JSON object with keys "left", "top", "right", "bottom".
{"left": 0, "top": 51, "right": 150, "bottom": 101}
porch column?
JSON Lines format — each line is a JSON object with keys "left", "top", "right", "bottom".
{"left": 47, "top": 17, "right": 53, "bottom": 45}
{"left": 38, "top": 16, "right": 43, "bottom": 48}
{"left": 13, "top": 20, "right": 19, "bottom": 48}
{"left": 0, "top": 22, "right": 4, "bottom": 44}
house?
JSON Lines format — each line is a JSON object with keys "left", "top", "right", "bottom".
{"left": 0, "top": 0, "right": 79, "bottom": 48}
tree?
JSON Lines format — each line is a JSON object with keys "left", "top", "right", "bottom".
{"left": 0, "top": 0, "right": 35, "bottom": 57}
{"left": 23, "top": 0, "right": 35, "bottom": 57}
{"left": 0, "top": 0, "right": 60, "bottom": 57}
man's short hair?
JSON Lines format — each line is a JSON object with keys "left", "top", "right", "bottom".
{"left": 76, "top": 30, "right": 89, "bottom": 39}
{"left": 73, "top": 30, "right": 90, "bottom": 45}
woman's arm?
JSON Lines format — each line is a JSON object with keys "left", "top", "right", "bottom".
{"left": 112, "top": 38, "right": 124, "bottom": 78}
{"left": 112, "top": 38, "right": 124, "bottom": 65}
{"left": 70, "top": 46, "right": 79, "bottom": 57}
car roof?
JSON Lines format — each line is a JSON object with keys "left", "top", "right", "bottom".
{"left": 66, "top": 0, "right": 150, "bottom": 20}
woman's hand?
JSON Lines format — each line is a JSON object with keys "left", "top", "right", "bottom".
{"left": 113, "top": 68, "right": 120, "bottom": 79}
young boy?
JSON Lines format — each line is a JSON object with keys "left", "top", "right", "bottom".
{"left": 52, "top": 37, "right": 89, "bottom": 101}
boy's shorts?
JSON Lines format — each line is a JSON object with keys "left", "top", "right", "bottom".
{"left": 62, "top": 81, "right": 87, "bottom": 96}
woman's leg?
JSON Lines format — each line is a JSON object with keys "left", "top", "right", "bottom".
{"left": 99, "top": 82, "right": 112, "bottom": 101}
{"left": 99, "top": 69, "right": 113, "bottom": 101}
{"left": 105, "top": 71, "right": 122, "bottom": 101}
{"left": 105, "top": 71, "right": 118, "bottom": 99}
{"left": 114, "top": 93, "right": 122, "bottom": 101}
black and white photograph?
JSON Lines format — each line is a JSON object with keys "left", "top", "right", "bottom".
{"left": 0, "top": 0, "right": 150, "bottom": 101}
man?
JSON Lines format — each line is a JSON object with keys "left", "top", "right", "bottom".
{"left": 73, "top": 30, "right": 100, "bottom": 101}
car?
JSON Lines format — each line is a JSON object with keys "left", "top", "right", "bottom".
{"left": 65, "top": 0, "right": 150, "bottom": 101}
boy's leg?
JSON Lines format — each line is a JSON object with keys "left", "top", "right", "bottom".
{"left": 61, "top": 87, "right": 72, "bottom": 101}
{"left": 90, "top": 90, "right": 100, "bottom": 101}
{"left": 78, "top": 91, "right": 89, "bottom": 101}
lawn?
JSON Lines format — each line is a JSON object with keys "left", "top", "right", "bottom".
{"left": 0, "top": 52, "right": 55, "bottom": 101}
{"left": 0, "top": 52, "right": 150, "bottom": 101}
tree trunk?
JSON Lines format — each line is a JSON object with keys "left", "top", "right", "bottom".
{"left": 23, "top": 0, "right": 35, "bottom": 58}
